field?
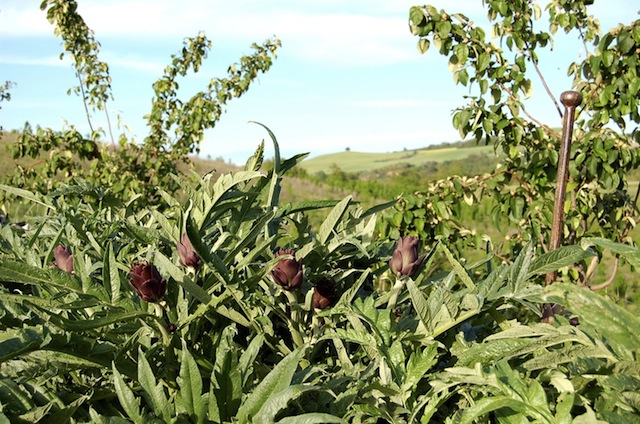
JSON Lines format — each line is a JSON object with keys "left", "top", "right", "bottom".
{"left": 299, "top": 144, "right": 497, "bottom": 174}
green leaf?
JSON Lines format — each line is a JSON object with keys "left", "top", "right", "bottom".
{"left": 406, "top": 278, "right": 430, "bottom": 330}
{"left": 509, "top": 242, "right": 533, "bottom": 292}
{"left": 402, "top": 344, "right": 439, "bottom": 392}
{"left": 250, "top": 121, "right": 281, "bottom": 174}
{"left": 318, "top": 196, "right": 352, "bottom": 245}
{"left": 154, "top": 251, "right": 211, "bottom": 304}
{"left": 0, "top": 259, "right": 82, "bottom": 292}
{"left": 33, "top": 306, "right": 151, "bottom": 331}
{"left": 320, "top": 328, "right": 378, "bottom": 350}
{"left": 137, "top": 348, "right": 172, "bottom": 421}
{"left": 459, "top": 396, "right": 528, "bottom": 424}
{"left": 177, "top": 341, "right": 206, "bottom": 423}
{"left": 212, "top": 326, "right": 243, "bottom": 421}
{"left": 236, "top": 348, "right": 305, "bottom": 423}
{"left": 276, "top": 413, "right": 344, "bottom": 424}
{"left": 103, "top": 242, "right": 122, "bottom": 303}
{"left": 0, "top": 184, "right": 55, "bottom": 210}
{"left": 441, "top": 243, "right": 476, "bottom": 290}
{"left": 528, "top": 245, "right": 596, "bottom": 277}
{"left": 112, "top": 363, "right": 145, "bottom": 424}
{"left": 542, "top": 283, "right": 640, "bottom": 360}
{"left": 580, "top": 237, "right": 640, "bottom": 268}
{"left": 0, "top": 328, "right": 42, "bottom": 362}
{"left": 238, "top": 334, "right": 265, "bottom": 386}
{"left": 254, "top": 385, "right": 319, "bottom": 422}
{"left": 278, "top": 200, "right": 340, "bottom": 217}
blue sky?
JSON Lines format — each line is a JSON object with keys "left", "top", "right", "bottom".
{"left": 0, "top": 0, "right": 635, "bottom": 165}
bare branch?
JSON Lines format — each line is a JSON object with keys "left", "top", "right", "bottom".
{"left": 588, "top": 256, "right": 619, "bottom": 291}
{"left": 76, "top": 72, "right": 95, "bottom": 136}
{"left": 525, "top": 43, "right": 564, "bottom": 118}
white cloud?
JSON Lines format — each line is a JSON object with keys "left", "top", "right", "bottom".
{"left": 0, "top": 1, "right": 51, "bottom": 37}
{"left": 0, "top": 54, "right": 70, "bottom": 67}
{"left": 101, "top": 53, "right": 165, "bottom": 74}
{"left": 0, "top": 1, "right": 423, "bottom": 67}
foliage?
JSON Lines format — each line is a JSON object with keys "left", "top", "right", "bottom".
{"left": 1, "top": 136, "right": 638, "bottom": 421}
{"left": 378, "top": 0, "right": 640, "bottom": 286}
{"left": 4, "top": 0, "right": 280, "bottom": 208}
{"left": 0, "top": 81, "right": 14, "bottom": 132}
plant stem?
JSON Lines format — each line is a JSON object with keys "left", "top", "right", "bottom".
{"left": 76, "top": 72, "right": 95, "bottom": 136}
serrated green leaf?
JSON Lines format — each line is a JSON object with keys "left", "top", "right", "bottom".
{"left": 0, "top": 184, "right": 55, "bottom": 210}
{"left": 33, "top": 306, "right": 150, "bottom": 331}
{"left": 254, "top": 385, "right": 319, "bottom": 423}
{"left": 318, "top": 196, "right": 352, "bottom": 245}
{"left": 113, "top": 363, "right": 145, "bottom": 424}
{"left": 0, "top": 259, "right": 82, "bottom": 292}
{"left": 406, "top": 278, "right": 430, "bottom": 330}
{"left": 212, "top": 326, "right": 243, "bottom": 421}
{"left": 528, "top": 245, "right": 596, "bottom": 277}
{"left": 441, "top": 243, "right": 476, "bottom": 290}
{"left": 402, "top": 344, "right": 438, "bottom": 392}
{"left": 509, "top": 242, "right": 533, "bottom": 292}
{"left": 177, "top": 341, "right": 205, "bottom": 423}
{"left": 103, "top": 242, "right": 122, "bottom": 303}
{"left": 236, "top": 347, "right": 305, "bottom": 423}
{"left": 455, "top": 338, "right": 532, "bottom": 367}
{"left": 320, "top": 328, "right": 378, "bottom": 350}
{"left": 238, "top": 334, "right": 265, "bottom": 386}
{"left": 137, "top": 348, "right": 171, "bottom": 421}
{"left": 276, "top": 413, "right": 344, "bottom": 424}
{"left": 542, "top": 283, "right": 640, "bottom": 360}
{"left": 581, "top": 237, "right": 640, "bottom": 268}
{"left": 154, "top": 251, "right": 210, "bottom": 304}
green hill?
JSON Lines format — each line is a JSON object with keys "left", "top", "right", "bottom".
{"left": 299, "top": 145, "right": 497, "bottom": 174}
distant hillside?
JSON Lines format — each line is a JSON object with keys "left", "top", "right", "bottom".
{"left": 299, "top": 144, "right": 498, "bottom": 174}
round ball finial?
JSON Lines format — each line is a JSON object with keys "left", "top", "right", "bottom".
{"left": 560, "top": 91, "right": 582, "bottom": 108}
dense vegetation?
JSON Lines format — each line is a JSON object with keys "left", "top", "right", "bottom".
{"left": 0, "top": 1, "right": 639, "bottom": 423}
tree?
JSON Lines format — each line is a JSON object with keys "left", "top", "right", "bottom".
{"left": 378, "top": 0, "right": 639, "bottom": 287}
{"left": 5, "top": 0, "right": 280, "bottom": 207}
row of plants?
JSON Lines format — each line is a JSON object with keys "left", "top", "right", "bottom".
{"left": 1, "top": 135, "right": 639, "bottom": 422}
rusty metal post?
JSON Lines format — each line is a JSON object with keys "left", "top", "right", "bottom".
{"left": 545, "top": 91, "right": 582, "bottom": 286}
{"left": 542, "top": 90, "right": 582, "bottom": 321}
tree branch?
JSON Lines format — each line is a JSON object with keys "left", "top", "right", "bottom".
{"left": 525, "top": 42, "right": 564, "bottom": 118}
{"left": 76, "top": 72, "right": 94, "bottom": 136}
{"left": 588, "top": 256, "right": 619, "bottom": 291}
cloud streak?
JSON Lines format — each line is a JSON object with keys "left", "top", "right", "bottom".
{"left": 1, "top": 0, "right": 423, "bottom": 67}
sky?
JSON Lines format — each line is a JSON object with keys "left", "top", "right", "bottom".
{"left": 0, "top": 0, "right": 636, "bottom": 165}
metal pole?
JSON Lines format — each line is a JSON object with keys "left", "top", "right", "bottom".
{"left": 542, "top": 90, "right": 582, "bottom": 323}
{"left": 545, "top": 90, "right": 582, "bottom": 286}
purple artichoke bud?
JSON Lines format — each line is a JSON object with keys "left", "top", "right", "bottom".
{"left": 53, "top": 245, "right": 74, "bottom": 273}
{"left": 271, "top": 248, "right": 303, "bottom": 290}
{"left": 313, "top": 277, "right": 338, "bottom": 310}
{"left": 389, "top": 236, "right": 425, "bottom": 278}
{"left": 129, "top": 262, "right": 167, "bottom": 302}
{"left": 177, "top": 234, "right": 201, "bottom": 269}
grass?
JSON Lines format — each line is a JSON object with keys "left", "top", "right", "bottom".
{"left": 299, "top": 145, "right": 497, "bottom": 174}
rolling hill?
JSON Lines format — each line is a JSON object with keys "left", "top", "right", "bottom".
{"left": 298, "top": 144, "right": 498, "bottom": 174}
